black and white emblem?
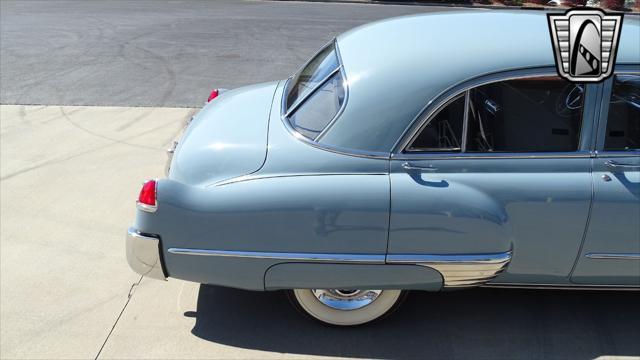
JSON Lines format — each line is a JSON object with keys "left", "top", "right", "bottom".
{"left": 548, "top": 9, "right": 623, "bottom": 82}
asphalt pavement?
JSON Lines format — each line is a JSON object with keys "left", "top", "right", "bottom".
{"left": 1, "top": 1, "right": 640, "bottom": 359}
{"left": 1, "top": 0, "right": 459, "bottom": 107}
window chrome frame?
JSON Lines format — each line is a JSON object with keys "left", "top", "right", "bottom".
{"left": 279, "top": 41, "right": 388, "bottom": 159}
{"left": 281, "top": 38, "right": 350, "bottom": 143}
{"left": 393, "top": 67, "right": 598, "bottom": 160}
{"left": 404, "top": 92, "right": 467, "bottom": 153}
{"left": 283, "top": 66, "right": 341, "bottom": 119}
{"left": 283, "top": 40, "right": 336, "bottom": 114}
{"left": 594, "top": 67, "right": 640, "bottom": 155}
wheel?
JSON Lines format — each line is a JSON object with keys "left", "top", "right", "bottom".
{"left": 286, "top": 289, "right": 407, "bottom": 326}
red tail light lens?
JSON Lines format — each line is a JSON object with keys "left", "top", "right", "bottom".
{"left": 137, "top": 179, "right": 157, "bottom": 212}
{"left": 207, "top": 89, "right": 219, "bottom": 102}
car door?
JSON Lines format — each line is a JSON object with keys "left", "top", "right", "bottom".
{"left": 571, "top": 73, "right": 640, "bottom": 286}
{"left": 388, "top": 72, "right": 597, "bottom": 286}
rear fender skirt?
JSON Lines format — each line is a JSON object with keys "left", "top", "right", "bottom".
{"left": 264, "top": 263, "right": 443, "bottom": 291}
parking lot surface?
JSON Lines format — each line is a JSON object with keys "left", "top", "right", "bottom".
{"left": 0, "top": 0, "right": 459, "bottom": 108}
{"left": 1, "top": 1, "right": 640, "bottom": 359}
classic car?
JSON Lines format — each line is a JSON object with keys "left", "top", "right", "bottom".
{"left": 127, "top": 11, "right": 640, "bottom": 326}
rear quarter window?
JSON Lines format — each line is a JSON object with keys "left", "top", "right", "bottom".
{"left": 285, "top": 44, "right": 339, "bottom": 112}
{"left": 288, "top": 72, "right": 345, "bottom": 140}
{"left": 284, "top": 42, "right": 346, "bottom": 140}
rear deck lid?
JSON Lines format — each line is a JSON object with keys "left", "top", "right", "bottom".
{"left": 169, "top": 81, "right": 279, "bottom": 186}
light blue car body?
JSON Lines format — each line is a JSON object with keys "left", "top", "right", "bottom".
{"left": 129, "top": 11, "right": 640, "bottom": 291}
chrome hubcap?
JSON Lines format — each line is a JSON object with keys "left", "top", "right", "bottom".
{"left": 311, "top": 289, "right": 383, "bottom": 311}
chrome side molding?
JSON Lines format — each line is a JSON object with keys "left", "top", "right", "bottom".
{"left": 387, "top": 251, "right": 512, "bottom": 288}
{"left": 168, "top": 248, "right": 513, "bottom": 289}
{"left": 167, "top": 248, "right": 386, "bottom": 264}
{"left": 604, "top": 160, "right": 640, "bottom": 170}
{"left": 484, "top": 283, "right": 640, "bottom": 290}
{"left": 586, "top": 253, "right": 640, "bottom": 260}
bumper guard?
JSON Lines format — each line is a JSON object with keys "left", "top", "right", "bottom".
{"left": 126, "top": 227, "right": 167, "bottom": 280}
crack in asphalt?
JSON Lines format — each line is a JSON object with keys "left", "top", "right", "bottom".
{"left": 94, "top": 275, "right": 144, "bottom": 360}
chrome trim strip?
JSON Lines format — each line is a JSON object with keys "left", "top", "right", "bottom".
{"left": 165, "top": 140, "right": 179, "bottom": 176}
{"left": 594, "top": 150, "right": 640, "bottom": 158}
{"left": 484, "top": 282, "right": 639, "bottom": 290}
{"left": 136, "top": 202, "right": 157, "bottom": 213}
{"left": 387, "top": 252, "right": 511, "bottom": 264}
{"left": 392, "top": 151, "right": 592, "bottom": 161}
{"left": 168, "top": 248, "right": 514, "bottom": 288}
{"left": 212, "top": 172, "right": 387, "bottom": 187}
{"left": 586, "top": 253, "right": 640, "bottom": 260}
{"left": 387, "top": 251, "right": 512, "bottom": 288}
{"left": 461, "top": 90, "right": 470, "bottom": 152}
{"left": 605, "top": 160, "right": 640, "bottom": 169}
{"left": 280, "top": 118, "right": 390, "bottom": 159}
{"left": 167, "top": 248, "right": 386, "bottom": 264}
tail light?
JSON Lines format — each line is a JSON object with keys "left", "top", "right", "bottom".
{"left": 137, "top": 179, "right": 157, "bottom": 212}
{"left": 207, "top": 89, "right": 220, "bottom": 102}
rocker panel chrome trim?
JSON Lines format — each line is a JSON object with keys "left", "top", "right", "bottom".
{"left": 484, "top": 283, "right": 640, "bottom": 290}
{"left": 387, "top": 251, "right": 512, "bottom": 288}
{"left": 168, "top": 249, "right": 513, "bottom": 288}
{"left": 167, "top": 248, "right": 386, "bottom": 264}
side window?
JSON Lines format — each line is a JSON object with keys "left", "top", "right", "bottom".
{"left": 407, "top": 94, "right": 465, "bottom": 152}
{"left": 466, "top": 77, "right": 584, "bottom": 152}
{"left": 406, "top": 76, "right": 586, "bottom": 153}
{"left": 604, "top": 74, "right": 640, "bottom": 151}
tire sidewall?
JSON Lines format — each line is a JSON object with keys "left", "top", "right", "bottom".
{"left": 288, "top": 289, "right": 406, "bottom": 326}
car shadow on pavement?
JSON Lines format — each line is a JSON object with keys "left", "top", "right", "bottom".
{"left": 190, "top": 285, "right": 640, "bottom": 359}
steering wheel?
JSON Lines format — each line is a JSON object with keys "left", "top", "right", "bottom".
{"left": 555, "top": 84, "right": 584, "bottom": 117}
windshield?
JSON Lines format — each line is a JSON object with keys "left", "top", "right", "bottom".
{"left": 285, "top": 43, "right": 339, "bottom": 111}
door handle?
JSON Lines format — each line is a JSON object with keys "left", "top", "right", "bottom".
{"left": 402, "top": 162, "right": 438, "bottom": 171}
{"left": 604, "top": 160, "right": 640, "bottom": 169}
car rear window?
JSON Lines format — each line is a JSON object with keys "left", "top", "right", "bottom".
{"left": 284, "top": 42, "right": 346, "bottom": 140}
{"left": 288, "top": 71, "right": 345, "bottom": 139}
{"left": 285, "top": 44, "right": 339, "bottom": 111}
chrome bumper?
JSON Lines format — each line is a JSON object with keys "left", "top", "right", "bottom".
{"left": 126, "top": 227, "right": 167, "bottom": 280}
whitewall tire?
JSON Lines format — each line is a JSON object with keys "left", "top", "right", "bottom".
{"left": 287, "top": 289, "right": 406, "bottom": 326}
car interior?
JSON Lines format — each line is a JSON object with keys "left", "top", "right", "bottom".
{"left": 410, "top": 77, "right": 585, "bottom": 153}
{"left": 467, "top": 77, "right": 583, "bottom": 152}
{"left": 605, "top": 74, "right": 640, "bottom": 151}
